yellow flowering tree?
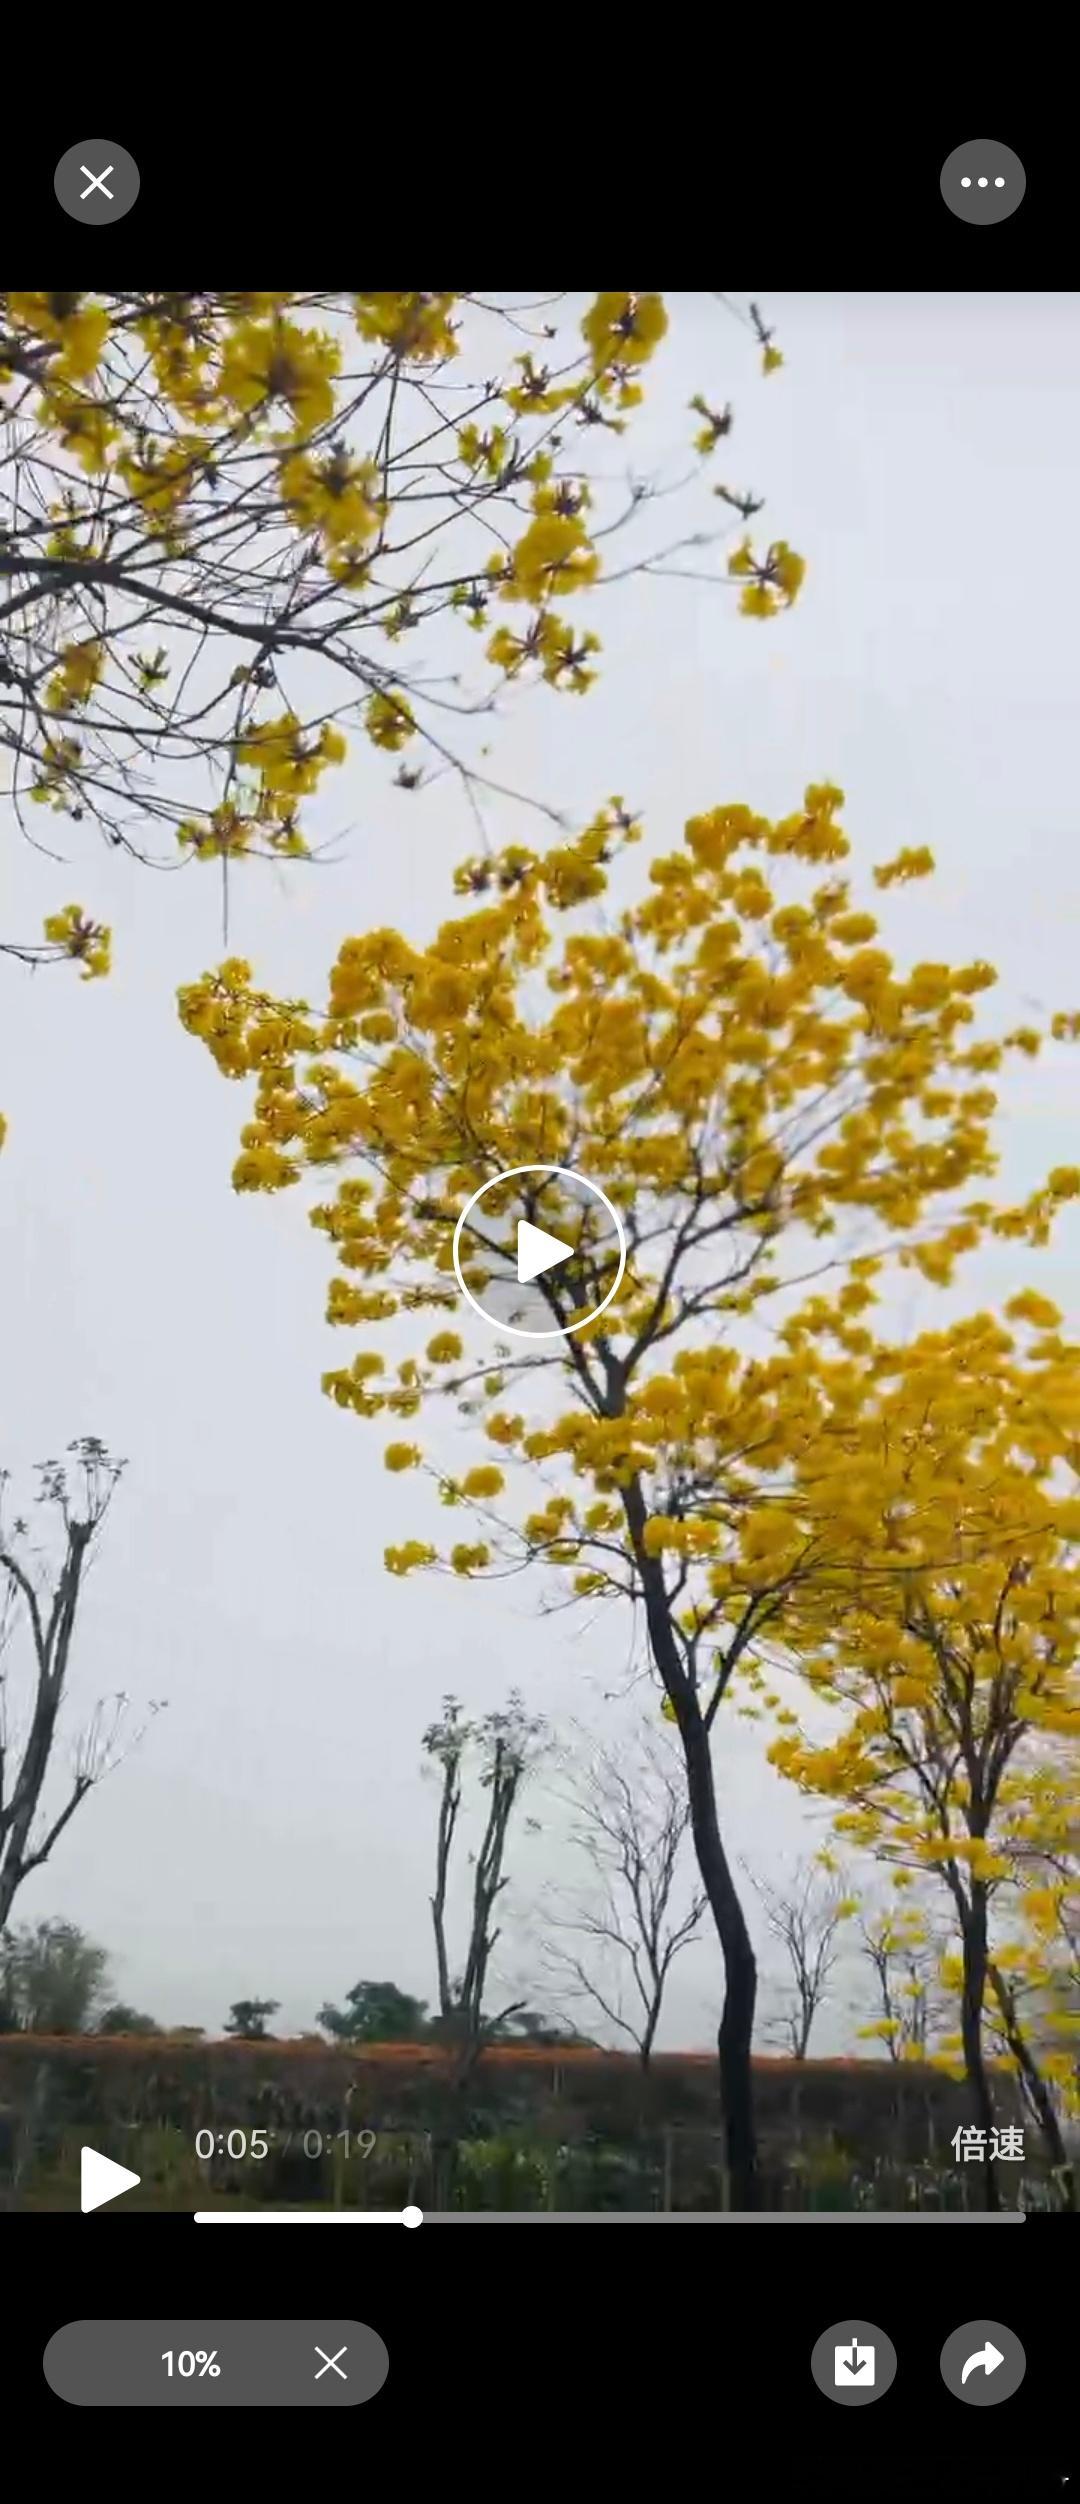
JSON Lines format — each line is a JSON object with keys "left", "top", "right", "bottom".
{"left": 0, "top": 289, "right": 800, "bottom": 865}
{"left": 179, "top": 781, "right": 1078, "bottom": 2204}
{"left": 765, "top": 1305, "right": 1080, "bottom": 2205}
{"left": 0, "top": 289, "right": 800, "bottom": 1147}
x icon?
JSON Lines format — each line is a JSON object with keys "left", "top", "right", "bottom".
{"left": 314, "top": 2344, "right": 348, "bottom": 2382}
{"left": 80, "top": 164, "right": 114, "bottom": 199}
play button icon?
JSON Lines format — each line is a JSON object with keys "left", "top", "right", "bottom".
{"left": 516, "top": 1219, "right": 574, "bottom": 1285}
{"left": 81, "top": 2146, "right": 141, "bottom": 2212}
{"left": 453, "top": 1163, "right": 627, "bottom": 1340}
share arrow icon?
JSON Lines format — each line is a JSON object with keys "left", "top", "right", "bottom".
{"left": 961, "top": 2341, "right": 1004, "bottom": 2385}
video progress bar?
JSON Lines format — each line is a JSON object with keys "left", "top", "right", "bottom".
{"left": 194, "top": 2208, "right": 1025, "bottom": 2225}
{"left": 195, "top": 2208, "right": 424, "bottom": 2226}
{"left": 409, "top": 2210, "right": 1027, "bottom": 2225}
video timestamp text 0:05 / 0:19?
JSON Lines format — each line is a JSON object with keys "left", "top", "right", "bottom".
{"left": 194, "top": 2129, "right": 378, "bottom": 2160}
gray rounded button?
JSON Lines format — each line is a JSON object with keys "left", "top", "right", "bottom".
{"left": 940, "top": 139, "right": 1025, "bottom": 224}
{"left": 939, "top": 2320, "right": 1027, "bottom": 2407}
{"left": 810, "top": 2319, "right": 898, "bottom": 2407}
{"left": 54, "top": 140, "right": 140, "bottom": 225}
{"left": 42, "top": 2320, "right": 388, "bottom": 2407}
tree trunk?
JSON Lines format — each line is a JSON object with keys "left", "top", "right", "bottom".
{"left": 679, "top": 1702, "right": 759, "bottom": 2208}
{"left": 959, "top": 1886, "right": 1000, "bottom": 2211}
{"left": 988, "top": 1961, "right": 1076, "bottom": 2210}
{"left": 626, "top": 1487, "right": 760, "bottom": 2208}
{"left": 430, "top": 2130, "right": 457, "bottom": 2212}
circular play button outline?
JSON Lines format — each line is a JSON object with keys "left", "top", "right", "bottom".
{"left": 451, "top": 1163, "right": 627, "bottom": 1341}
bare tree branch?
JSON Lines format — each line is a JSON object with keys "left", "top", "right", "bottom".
{"left": 745, "top": 1854, "right": 856, "bottom": 2060}
{"left": 0, "top": 1438, "right": 157, "bottom": 1924}
{"left": 542, "top": 1723, "right": 706, "bottom": 2065}
{"left": 422, "top": 1690, "right": 545, "bottom": 2078}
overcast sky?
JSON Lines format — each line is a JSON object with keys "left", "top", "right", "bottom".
{"left": 2, "top": 292, "right": 1079, "bottom": 2049}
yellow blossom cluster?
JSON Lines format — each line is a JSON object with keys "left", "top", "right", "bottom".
{"left": 219, "top": 315, "right": 341, "bottom": 433}
{"left": 45, "top": 640, "right": 105, "bottom": 713}
{"left": 42, "top": 902, "right": 111, "bottom": 979}
{"left": 462, "top": 1466, "right": 505, "bottom": 1500}
{"left": 6, "top": 290, "right": 109, "bottom": 379}
{"left": 579, "top": 291, "right": 668, "bottom": 413}
{"left": 386, "top": 1540, "right": 437, "bottom": 1576}
{"left": 354, "top": 295, "right": 459, "bottom": 361}
{"left": 175, "top": 713, "right": 347, "bottom": 862}
{"left": 486, "top": 613, "right": 601, "bottom": 694}
{"left": 497, "top": 512, "right": 600, "bottom": 606}
{"left": 29, "top": 733, "right": 83, "bottom": 809}
{"left": 449, "top": 1542, "right": 491, "bottom": 1575}
{"left": 279, "top": 448, "right": 384, "bottom": 557}
{"left": 177, "top": 802, "right": 309, "bottom": 864}
{"left": 235, "top": 712, "right": 346, "bottom": 799}
{"left": 727, "top": 537, "right": 807, "bottom": 617}
{"left": 116, "top": 435, "right": 213, "bottom": 534}
{"left": 364, "top": 691, "right": 417, "bottom": 751}
{"left": 427, "top": 1333, "right": 464, "bottom": 1363}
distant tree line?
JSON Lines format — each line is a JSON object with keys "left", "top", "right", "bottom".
{"left": 0, "top": 1923, "right": 583, "bottom": 2047}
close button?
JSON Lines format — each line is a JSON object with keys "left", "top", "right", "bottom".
{"left": 54, "top": 140, "right": 141, "bottom": 224}
{"left": 42, "top": 2320, "right": 388, "bottom": 2407}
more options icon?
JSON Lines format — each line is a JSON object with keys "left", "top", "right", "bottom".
{"left": 940, "top": 139, "right": 1025, "bottom": 224}
{"left": 452, "top": 1163, "right": 626, "bottom": 1340}
{"left": 810, "top": 2319, "right": 898, "bottom": 2407}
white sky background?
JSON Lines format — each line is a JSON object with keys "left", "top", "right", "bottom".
{"left": 2, "top": 291, "right": 1079, "bottom": 2049}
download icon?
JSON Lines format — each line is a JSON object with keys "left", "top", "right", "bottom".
{"left": 810, "top": 2320, "right": 897, "bottom": 2406}
{"left": 834, "top": 2340, "right": 875, "bottom": 2388}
